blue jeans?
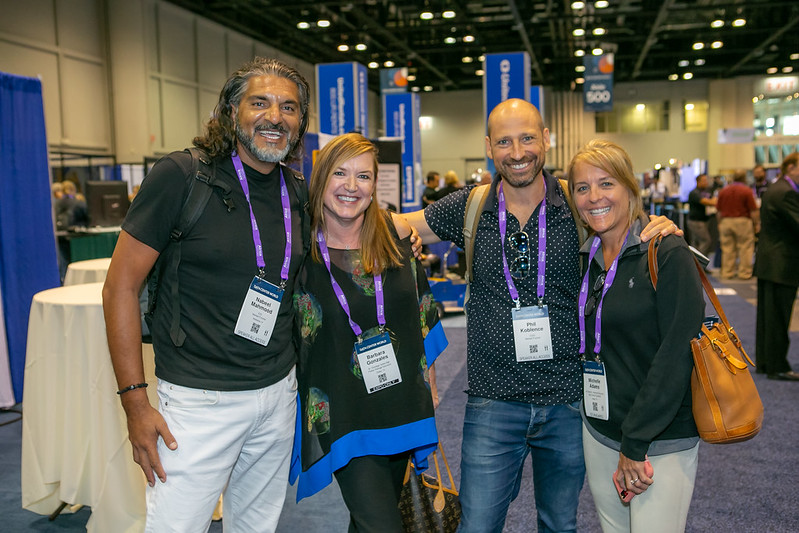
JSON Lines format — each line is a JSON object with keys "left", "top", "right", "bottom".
{"left": 458, "top": 397, "right": 585, "bottom": 533}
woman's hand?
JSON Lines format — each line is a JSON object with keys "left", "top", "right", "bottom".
{"left": 615, "top": 452, "right": 654, "bottom": 496}
{"left": 640, "top": 215, "right": 683, "bottom": 242}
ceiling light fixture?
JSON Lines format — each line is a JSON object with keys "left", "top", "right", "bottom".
{"left": 355, "top": 43, "right": 367, "bottom": 51}
{"left": 384, "top": 60, "right": 395, "bottom": 67}
{"left": 337, "top": 44, "right": 349, "bottom": 52}
{"left": 411, "top": 86, "right": 420, "bottom": 92}
{"left": 445, "top": 37, "right": 456, "bottom": 44}
{"left": 571, "top": 1, "right": 585, "bottom": 9}
{"left": 790, "top": 53, "right": 799, "bottom": 60}
{"left": 783, "top": 66, "right": 794, "bottom": 73}
{"left": 317, "top": 19, "right": 330, "bottom": 28}
{"left": 683, "top": 72, "right": 693, "bottom": 79}
{"left": 368, "top": 61, "right": 379, "bottom": 69}
{"left": 573, "top": 29, "right": 585, "bottom": 37}
{"left": 478, "top": 55, "right": 486, "bottom": 62}
{"left": 692, "top": 42, "right": 704, "bottom": 50}
{"left": 636, "top": 103, "right": 645, "bottom": 111}
{"left": 462, "top": 56, "right": 473, "bottom": 63}
{"left": 424, "top": 86, "right": 433, "bottom": 92}
{"left": 297, "top": 22, "right": 310, "bottom": 29}
{"left": 711, "top": 41, "right": 723, "bottom": 49}
{"left": 732, "top": 18, "right": 746, "bottom": 27}
{"left": 668, "top": 74, "right": 679, "bottom": 81}
{"left": 442, "top": 10, "right": 456, "bottom": 19}
{"left": 575, "top": 65, "right": 586, "bottom": 72}
{"left": 678, "top": 59, "right": 690, "bottom": 67}
{"left": 463, "top": 35, "right": 475, "bottom": 43}
{"left": 766, "top": 67, "right": 778, "bottom": 74}
{"left": 475, "top": 69, "right": 485, "bottom": 76}
{"left": 575, "top": 49, "right": 586, "bottom": 57}
{"left": 593, "top": 28, "right": 606, "bottom": 36}
{"left": 685, "top": 103, "right": 695, "bottom": 110}
{"left": 592, "top": 47, "right": 603, "bottom": 55}
{"left": 595, "top": 1, "right": 609, "bottom": 8}
{"left": 420, "top": 11, "right": 433, "bottom": 20}
{"left": 576, "top": 77, "right": 585, "bottom": 84}
{"left": 407, "top": 74, "right": 416, "bottom": 81}
{"left": 695, "top": 59, "right": 705, "bottom": 66}
{"left": 710, "top": 19, "right": 724, "bottom": 28}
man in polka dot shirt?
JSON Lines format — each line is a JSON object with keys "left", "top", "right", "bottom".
{"left": 404, "top": 99, "right": 677, "bottom": 533}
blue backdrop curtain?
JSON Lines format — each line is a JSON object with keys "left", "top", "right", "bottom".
{"left": 0, "top": 72, "right": 60, "bottom": 404}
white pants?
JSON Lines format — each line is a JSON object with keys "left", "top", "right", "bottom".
{"left": 583, "top": 424, "right": 699, "bottom": 533}
{"left": 145, "top": 368, "right": 297, "bottom": 533}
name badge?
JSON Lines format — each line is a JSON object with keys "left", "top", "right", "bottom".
{"left": 583, "top": 360, "right": 609, "bottom": 420}
{"left": 355, "top": 332, "right": 401, "bottom": 394}
{"left": 234, "top": 277, "right": 283, "bottom": 346}
{"left": 511, "top": 305, "right": 554, "bottom": 362}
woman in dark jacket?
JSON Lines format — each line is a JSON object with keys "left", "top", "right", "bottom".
{"left": 568, "top": 139, "right": 704, "bottom": 533}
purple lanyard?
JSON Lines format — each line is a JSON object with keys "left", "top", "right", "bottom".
{"left": 578, "top": 233, "right": 628, "bottom": 358}
{"left": 316, "top": 229, "right": 385, "bottom": 339}
{"left": 498, "top": 180, "right": 547, "bottom": 308}
{"left": 230, "top": 152, "right": 292, "bottom": 287}
{"left": 786, "top": 176, "right": 799, "bottom": 193}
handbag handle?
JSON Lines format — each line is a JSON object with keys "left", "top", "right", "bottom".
{"left": 647, "top": 235, "right": 742, "bottom": 348}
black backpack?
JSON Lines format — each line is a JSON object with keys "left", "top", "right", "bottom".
{"left": 141, "top": 148, "right": 309, "bottom": 345}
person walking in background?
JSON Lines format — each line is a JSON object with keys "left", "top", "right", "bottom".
{"left": 422, "top": 170, "right": 440, "bottom": 206}
{"left": 716, "top": 169, "right": 759, "bottom": 280}
{"left": 103, "top": 57, "right": 311, "bottom": 532}
{"left": 686, "top": 173, "right": 716, "bottom": 259}
{"left": 752, "top": 164, "right": 769, "bottom": 200}
{"left": 403, "top": 99, "right": 679, "bottom": 533}
{"left": 754, "top": 152, "right": 799, "bottom": 382}
{"left": 291, "top": 133, "right": 447, "bottom": 531}
{"left": 569, "top": 139, "right": 703, "bottom": 533}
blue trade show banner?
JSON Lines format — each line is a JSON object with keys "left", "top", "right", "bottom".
{"left": 482, "top": 52, "right": 531, "bottom": 175}
{"left": 530, "top": 85, "right": 545, "bottom": 119}
{"left": 383, "top": 92, "right": 421, "bottom": 212}
{"left": 316, "top": 62, "right": 369, "bottom": 136}
{"left": 583, "top": 53, "right": 614, "bottom": 112}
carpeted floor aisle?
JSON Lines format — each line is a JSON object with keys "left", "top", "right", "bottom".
{"left": 2, "top": 276, "right": 798, "bottom": 532}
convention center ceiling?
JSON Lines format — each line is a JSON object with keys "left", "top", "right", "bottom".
{"left": 165, "top": 0, "right": 799, "bottom": 92}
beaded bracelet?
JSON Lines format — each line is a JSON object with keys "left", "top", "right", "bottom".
{"left": 117, "top": 382, "right": 148, "bottom": 395}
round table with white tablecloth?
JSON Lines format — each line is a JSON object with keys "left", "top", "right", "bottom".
{"left": 63, "top": 257, "right": 112, "bottom": 286}
{"left": 21, "top": 282, "right": 156, "bottom": 533}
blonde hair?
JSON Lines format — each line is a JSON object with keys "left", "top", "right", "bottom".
{"left": 309, "top": 133, "right": 402, "bottom": 274}
{"left": 567, "top": 139, "right": 643, "bottom": 230}
{"left": 443, "top": 170, "right": 460, "bottom": 187}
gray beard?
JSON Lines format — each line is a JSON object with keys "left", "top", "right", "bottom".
{"left": 235, "top": 122, "right": 293, "bottom": 163}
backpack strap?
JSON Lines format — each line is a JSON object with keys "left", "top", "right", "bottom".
{"left": 282, "top": 164, "right": 310, "bottom": 256}
{"left": 146, "top": 148, "right": 230, "bottom": 347}
{"left": 462, "top": 184, "right": 491, "bottom": 308}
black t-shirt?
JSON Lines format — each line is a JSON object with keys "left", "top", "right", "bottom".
{"left": 687, "top": 188, "right": 709, "bottom": 221}
{"left": 123, "top": 151, "right": 305, "bottom": 390}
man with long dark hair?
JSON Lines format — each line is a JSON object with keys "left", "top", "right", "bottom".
{"left": 103, "top": 57, "right": 310, "bottom": 532}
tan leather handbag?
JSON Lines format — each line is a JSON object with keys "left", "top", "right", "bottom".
{"left": 649, "top": 236, "right": 763, "bottom": 444}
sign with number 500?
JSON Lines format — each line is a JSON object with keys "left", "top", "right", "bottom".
{"left": 585, "top": 90, "right": 611, "bottom": 104}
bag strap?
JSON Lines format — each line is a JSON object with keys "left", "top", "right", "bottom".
{"left": 463, "top": 184, "right": 490, "bottom": 285}
{"left": 462, "top": 184, "right": 490, "bottom": 308}
{"left": 647, "top": 235, "right": 748, "bottom": 358}
{"left": 165, "top": 148, "right": 228, "bottom": 346}
{"left": 436, "top": 442, "right": 457, "bottom": 493}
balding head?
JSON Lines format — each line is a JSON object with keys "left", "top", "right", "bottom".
{"left": 487, "top": 99, "right": 545, "bottom": 140}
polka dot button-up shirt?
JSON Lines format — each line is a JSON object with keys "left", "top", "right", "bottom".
{"left": 425, "top": 171, "right": 582, "bottom": 405}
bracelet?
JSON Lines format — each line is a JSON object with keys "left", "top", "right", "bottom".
{"left": 117, "top": 382, "right": 148, "bottom": 395}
